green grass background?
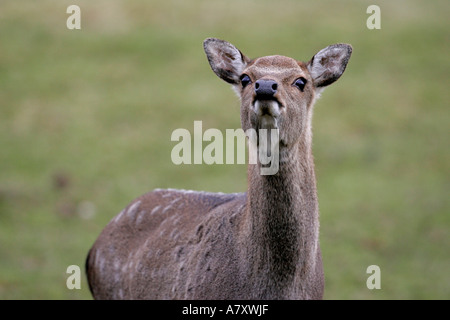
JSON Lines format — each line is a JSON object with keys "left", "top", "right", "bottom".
{"left": 0, "top": 0, "right": 448, "bottom": 299}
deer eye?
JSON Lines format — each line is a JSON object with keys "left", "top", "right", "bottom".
{"left": 293, "top": 77, "right": 307, "bottom": 91}
{"left": 240, "top": 74, "right": 251, "bottom": 88}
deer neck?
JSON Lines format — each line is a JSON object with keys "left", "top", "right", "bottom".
{"left": 242, "top": 132, "right": 320, "bottom": 293}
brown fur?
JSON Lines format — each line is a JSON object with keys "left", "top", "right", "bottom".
{"left": 86, "top": 38, "right": 352, "bottom": 300}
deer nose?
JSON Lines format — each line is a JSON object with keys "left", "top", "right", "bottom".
{"left": 255, "top": 79, "right": 278, "bottom": 98}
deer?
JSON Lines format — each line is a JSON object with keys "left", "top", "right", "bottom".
{"left": 86, "top": 38, "right": 352, "bottom": 300}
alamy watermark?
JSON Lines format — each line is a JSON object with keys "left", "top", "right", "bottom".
{"left": 366, "top": 5, "right": 381, "bottom": 30}
{"left": 66, "top": 265, "right": 81, "bottom": 290}
{"left": 366, "top": 265, "right": 381, "bottom": 290}
{"left": 171, "top": 121, "right": 279, "bottom": 175}
{"left": 66, "top": 5, "right": 81, "bottom": 30}
{"left": 66, "top": 5, "right": 380, "bottom": 31}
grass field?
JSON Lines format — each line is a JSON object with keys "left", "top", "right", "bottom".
{"left": 0, "top": 0, "right": 448, "bottom": 299}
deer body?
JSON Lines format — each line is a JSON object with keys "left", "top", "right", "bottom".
{"left": 86, "top": 38, "right": 352, "bottom": 300}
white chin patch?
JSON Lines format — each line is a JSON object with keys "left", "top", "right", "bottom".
{"left": 254, "top": 100, "right": 280, "bottom": 116}
{"left": 254, "top": 100, "right": 280, "bottom": 129}
{"left": 260, "top": 114, "right": 278, "bottom": 129}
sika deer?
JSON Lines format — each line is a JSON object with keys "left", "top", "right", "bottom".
{"left": 86, "top": 38, "right": 352, "bottom": 299}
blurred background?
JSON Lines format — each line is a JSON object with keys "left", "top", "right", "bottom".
{"left": 0, "top": 0, "right": 448, "bottom": 299}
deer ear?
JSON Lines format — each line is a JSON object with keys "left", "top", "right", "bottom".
{"left": 307, "top": 44, "right": 352, "bottom": 88}
{"left": 203, "top": 38, "right": 250, "bottom": 85}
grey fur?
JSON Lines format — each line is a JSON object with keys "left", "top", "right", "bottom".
{"left": 86, "top": 38, "right": 352, "bottom": 300}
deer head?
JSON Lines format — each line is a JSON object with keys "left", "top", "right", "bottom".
{"left": 203, "top": 38, "right": 352, "bottom": 159}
